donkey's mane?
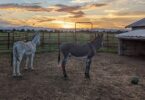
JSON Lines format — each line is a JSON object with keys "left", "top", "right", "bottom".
{"left": 32, "top": 33, "right": 39, "bottom": 40}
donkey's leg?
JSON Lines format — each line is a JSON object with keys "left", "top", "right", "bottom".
{"left": 30, "top": 54, "right": 35, "bottom": 70}
{"left": 16, "top": 55, "right": 23, "bottom": 76}
{"left": 12, "top": 55, "right": 17, "bottom": 77}
{"left": 24, "top": 56, "right": 29, "bottom": 70}
{"left": 85, "top": 58, "right": 92, "bottom": 79}
{"left": 16, "top": 61, "right": 22, "bottom": 76}
{"left": 61, "top": 55, "right": 69, "bottom": 79}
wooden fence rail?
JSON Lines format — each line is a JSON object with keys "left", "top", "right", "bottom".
{"left": 0, "top": 31, "right": 119, "bottom": 53}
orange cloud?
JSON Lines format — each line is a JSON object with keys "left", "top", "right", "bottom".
{"left": 113, "top": 11, "right": 145, "bottom": 16}
{"left": 0, "top": 3, "right": 52, "bottom": 12}
{"left": 33, "top": 17, "right": 55, "bottom": 23}
{"left": 81, "top": 3, "right": 107, "bottom": 11}
{"left": 53, "top": 3, "right": 107, "bottom": 18}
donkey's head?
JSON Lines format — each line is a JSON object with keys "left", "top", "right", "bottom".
{"left": 91, "top": 34, "right": 104, "bottom": 49}
{"left": 32, "top": 33, "right": 41, "bottom": 46}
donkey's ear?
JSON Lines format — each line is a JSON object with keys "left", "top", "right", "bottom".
{"left": 97, "top": 34, "right": 100, "bottom": 37}
{"left": 91, "top": 36, "right": 97, "bottom": 43}
{"left": 35, "top": 32, "right": 40, "bottom": 35}
{"left": 99, "top": 34, "right": 103, "bottom": 38}
{"left": 100, "top": 34, "right": 103, "bottom": 37}
{"left": 98, "top": 34, "right": 100, "bottom": 38}
{"left": 32, "top": 33, "right": 36, "bottom": 39}
{"left": 32, "top": 32, "right": 39, "bottom": 39}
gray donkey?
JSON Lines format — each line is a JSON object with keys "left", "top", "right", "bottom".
{"left": 12, "top": 33, "right": 40, "bottom": 77}
{"left": 58, "top": 34, "right": 103, "bottom": 79}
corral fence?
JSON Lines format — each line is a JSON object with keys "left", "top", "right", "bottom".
{"left": 0, "top": 31, "right": 121, "bottom": 53}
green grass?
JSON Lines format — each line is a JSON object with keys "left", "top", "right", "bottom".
{"left": 98, "top": 48, "right": 117, "bottom": 53}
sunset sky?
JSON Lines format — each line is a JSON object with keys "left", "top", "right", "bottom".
{"left": 0, "top": 0, "right": 145, "bottom": 29}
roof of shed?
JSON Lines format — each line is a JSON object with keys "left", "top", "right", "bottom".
{"left": 116, "top": 29, "right": 145, "bottom": 40}
{"left": 126, "top": 18, "right": 145, "bottom": 28}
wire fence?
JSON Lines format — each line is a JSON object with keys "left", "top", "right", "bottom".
{"left": 0, "top": 31, "right": 120, "bottom": 53}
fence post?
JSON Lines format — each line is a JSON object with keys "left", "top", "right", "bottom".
{"left": 95, "top": 32, "right": 97, "bottom": 38}
{"left": 8, "top": 32, "right": 10, "bottom": 49}
{"left": 106, "top": 32, "right": 109, "bottom": 51}
{"left": 57, "top": 32, "right": 60, "bottom": 51}
{"left": 25, "top": 32, "right": 28, "bottom": 41}
{"left": 48, "top": 32, "right": 51, "bottom": 52}
{"left": 74, "top": 23, "right": 77, "bottom": 43}
{"left": 89, "top": 30, "right": 92, "bottom": 42}
{"left": 42, "top": 32, "right": 44, "bottom": 49}
{"left": 12, "top": 32, "right": 15, "bottom": 47}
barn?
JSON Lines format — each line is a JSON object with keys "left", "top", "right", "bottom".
{"left": 116, "top": 18, "right": 145, "bottom": 56}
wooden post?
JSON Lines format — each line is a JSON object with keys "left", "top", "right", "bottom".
{"left": 48, "top": 32, "right": 51, "bottom": 52}
{"left": 118, "top": 39, "right": 123, "bottom": 55}
{"left": 106, "top": 32, "right": 109, "bottom": 51}
{"left": 74, "top": 23, "right": 77, "bottom": 42}
{"left": 8, "top": 32, "right": 10, "bottom": 49}
{"left": 95, "top": 32, "right": 97, "bottom": 38}
{"left": 12, "top": 32, "right": 15, "bottom": 47}
{"left": 58, "top": 31, "right": 60, "bottom": 49}
{"left": 74, "top": 22, "right": 93, "bottom": 43}
{"left": 42, "top": 32, "right": 44, "bottom": 48}
{"left": 90, "top": 23, "right": 93, "bottom": 41}
{"left": 25, "top": 32, "right": 28, "bottom": 41}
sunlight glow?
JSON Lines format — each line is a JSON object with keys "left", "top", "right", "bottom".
{"left": 52, "top": 20, "right": 74, "bottom": 28}
{"left": 63, "top": 23, "right": 74, "bottom": 29}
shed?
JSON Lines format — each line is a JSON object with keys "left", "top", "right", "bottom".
{"left": 126, "top": 18, "right": 145, "bottom": 30}
{"left": 116, "top": 18, "right": 145, "bottom": 56}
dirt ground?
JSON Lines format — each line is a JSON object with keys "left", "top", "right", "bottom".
{"left": 0, "top": 52, "right": 145, "bottom": 100}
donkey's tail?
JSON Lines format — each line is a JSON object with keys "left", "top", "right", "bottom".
{"left": 11, "top": 49, "right": 13, "bottom": 67}
{"left": 13, "top": 45, "right": 20, "bottom": 62}
{"left": 58, "top": 45, "right": 61, "bottom": 64}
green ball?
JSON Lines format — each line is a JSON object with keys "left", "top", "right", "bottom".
{"left": 131, "top": 77, "right": 139, "bottom": 85}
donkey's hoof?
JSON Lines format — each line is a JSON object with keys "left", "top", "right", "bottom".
{"left": 24, "top": 69, "right": 28, "bottom": 72}
{"left": 85, "top": 74, "right": 90, "bottom": 79}
{"left": 26, "top": 68, "right": 34, "bottom": 72}
{"left": 24, "top": 68, "right": 28, "bottom": 70}
{"left": 64, "top": 77, "right": 69, "bottom": 80}
{"left": 12, "top": 75, "right": 23, "bottom": 79}
{"left": 12, "top": 75, "right": 17, "bottom": 78}
{"left": 85, "top": 76, "right": 90, "bottom": 79}
{"left": 30, "top": 68, "right": 35, "bottom": 71}
{"left": 17, "top": 75, "right": 23, "bottom": 79}
{"left": 63, "top": 75, "right": 69, "bottom": 80}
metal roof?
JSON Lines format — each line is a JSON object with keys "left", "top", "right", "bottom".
{"left": 116, "top": 29, "right": 145, "bottom": 40}
{"left": 126, "top": 18, "right": 145, "bottom": 28}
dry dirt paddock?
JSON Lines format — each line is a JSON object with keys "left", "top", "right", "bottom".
{"left": 0, "top": 52, "right": 145, "bottom": 100}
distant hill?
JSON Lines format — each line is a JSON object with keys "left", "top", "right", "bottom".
{"left": 0, "top": 26, "right": 129, "bottom": 33}
{"left": 0, "top": 26, "right": 53, "bottom": 31}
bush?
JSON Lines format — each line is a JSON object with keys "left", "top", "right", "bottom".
{"left": 131, "top": 76, "right": 139, "bottom": 85}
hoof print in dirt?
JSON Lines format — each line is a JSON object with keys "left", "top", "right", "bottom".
{"left": 131, "top": 76, "right": 139, "bottom": 85}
